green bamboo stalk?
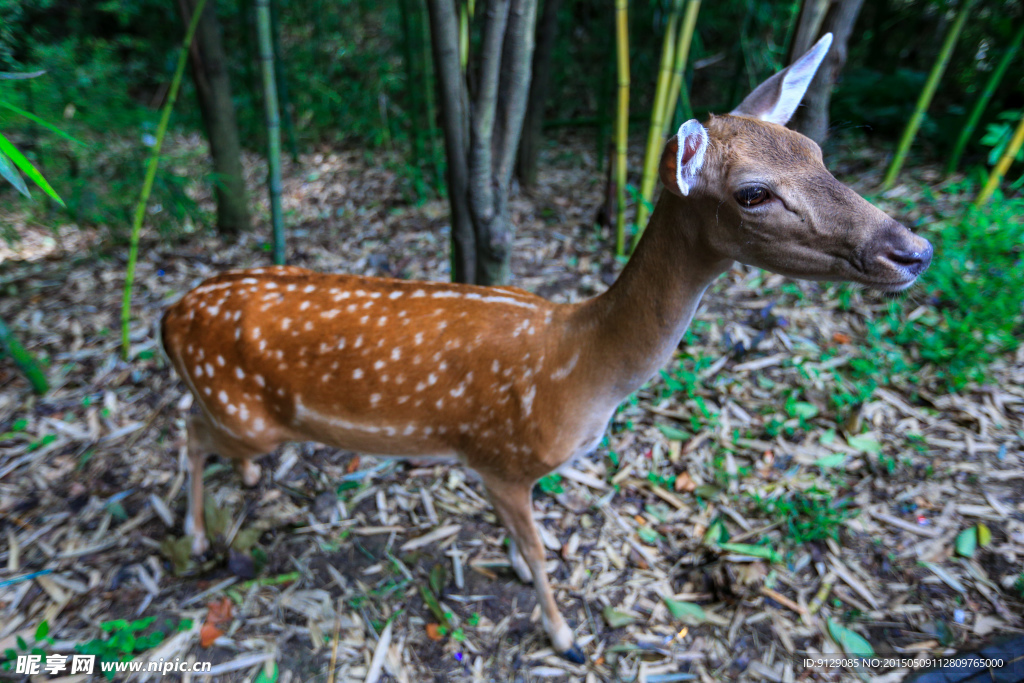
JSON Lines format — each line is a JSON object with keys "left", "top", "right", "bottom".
{"left": 400, "top": 0, "right": 424, "bottom": 167}
{"left": 947, "top": 23, "right": 1024, "bottom": 175}
{"left": 459, "top": 0, "right": 470, "bottom": 73}
{"left": 614, "top": 0, "right": 630, "bottom": 257}
{"left": 0, "top": 318, "right": 48, "bottom": 394}
{"left": 121, "top": 0, "right": 208, "bottom": 360}
{"left": 256, "top": 0, "right": 286, "bottom": 265}
{"left": 975, "top": 108, "right": 1024, "bottom": 205}
{"left": 270, "top": 0, "right": 299, "bottom": 162}
{"left": 633, "top": 0, "right": 682, "bottom": 241}
{"left": 421, "top": 0, "right": 444, "bottom": 193}
{"left": 882, "top": 0, "right": 972, "bottom": 190}
{"left": 661, "top": 0, "right": 700, "bottom": 135}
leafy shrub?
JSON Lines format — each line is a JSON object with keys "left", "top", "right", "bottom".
{"left": 886, "top": 196, "right": 1024, "bottom": 390}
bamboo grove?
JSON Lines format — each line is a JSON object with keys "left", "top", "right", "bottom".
{"left": 0, "top": 0, "right": 1022, "bottom": 380}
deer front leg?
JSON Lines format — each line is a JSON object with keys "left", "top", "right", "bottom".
{"left": 485, "top": 479, "right": 584, "bottom": 664}
{"left": 184, "top": 414, "right": 211, "bottom": 555}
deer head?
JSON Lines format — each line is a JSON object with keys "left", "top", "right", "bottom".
{"left": 658, "top": 34, "right": 932, "bottom": 292}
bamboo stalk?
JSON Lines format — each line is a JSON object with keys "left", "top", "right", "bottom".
{"left": 662, "top": 0, "right": 700, "bottom": 135}
{"left": 0, "top": 318, "right": 48, "bottom": 394}
{"left": 121, "top": 0, "right": 208, "bottom": 359}
{"left": 633, "top": 0, "right": 682, "bottom": 241}
{"left": 421, "top": 0, "right": 444, "bottom": 193}
{"left": 400, "top": 0, "right": 425, "bottom": 165}
{"left": 975, "top": 109, "right": 1024, "bottom": 205}
{"left": 947, "top": 23, "right": 1024, "bottom": 176}
{"left": 270, "top": 0, "right": 299, "bottom": 162}
{"left": 614, "top": 0, "right": 630, "bottom": 257}
{"left": 256, "top": 0, "right": 286, "bottom": 265}
{"left": 882, "top": 0, "right": 972, "bottom": 190}
{"left": 459, "top": 0, "right": 470, "bottom": 72}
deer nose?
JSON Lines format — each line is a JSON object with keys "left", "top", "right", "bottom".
{"left": 884, "top": 241, "right": 933, "bottom": 275}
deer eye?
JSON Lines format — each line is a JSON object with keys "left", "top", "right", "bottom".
{"left": 735, "top": 186, "right": 770, "bottom": 207}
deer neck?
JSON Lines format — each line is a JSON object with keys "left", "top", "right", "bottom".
{"left": 570, "top": 191, "right": 731, "bottom": 405}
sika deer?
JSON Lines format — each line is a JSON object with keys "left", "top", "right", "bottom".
{"left": 161, "top": 34, "right": 931, "bottom": 662}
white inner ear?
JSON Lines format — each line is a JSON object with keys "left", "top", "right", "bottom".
{"left": 764, "top": 33, "right": 833, "bottom": 126}
{"left": 675, "top": 119, "right": 708, "bottom": 196}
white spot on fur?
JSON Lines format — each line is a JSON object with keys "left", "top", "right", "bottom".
{"left": 522, "top": 385, "right": 536, "bottom": 416}
{"left": 353, "top": 368, "right": 364, "bottom": 379}
{"left": 551, "top": 351, "right": 579, "bottom": 380}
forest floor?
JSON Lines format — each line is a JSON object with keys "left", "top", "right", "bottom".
{"left": 0, "top": 132, "right": 1022, "bottom": 683}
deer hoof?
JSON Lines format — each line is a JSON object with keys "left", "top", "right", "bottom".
{"left": 559, "top": 643, "right": 586, "bottom": 664}
{"left": 239, "top": 460, "right": 262, "bottom": 488}
{"left": 190, "top": 533, "right": 209, "bottom": 556}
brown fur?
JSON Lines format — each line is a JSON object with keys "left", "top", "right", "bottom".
{"left": 163, "top": 111, "right": 931, "bottom": 662}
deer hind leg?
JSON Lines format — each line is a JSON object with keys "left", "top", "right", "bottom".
{"left": 484, "top": 478, "right": 584, "bottom": 664}
{"left": 507, "top": 538, "right": 534, "bottom": 584}
{"left": 184, "top": 412, "right": 265, "bottom": 555}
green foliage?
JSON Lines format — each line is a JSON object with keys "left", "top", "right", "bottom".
{"left": 889, "top": 196, "right": 1024, "bottom": 390}
{"left": 537, "top": 472, "right": 564, "bottom": 495}
{"left": 0, "top": 621, "right": 53, "bottom": 671}
{"left": 981, "top": 110, "right": 1024, "bottom": 168}
{"left": 751, "top": 488, "right": 855, "bottom": 545}
{"left": 74, "top": 617, "right": 191, "bottom": 680}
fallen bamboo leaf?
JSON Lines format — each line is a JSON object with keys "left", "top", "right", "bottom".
{"left": 664, "top": 598, "right": 706, "bottom": 624}
{"left": 826, "top": 618, "right": 874, "bottom": 658}
{"left": 955, "top": 527, "right": 976, "bottom": 558}
{"left": 602, "top": 607, "right": 637, "bottom": 628}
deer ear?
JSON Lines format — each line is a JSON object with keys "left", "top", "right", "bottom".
{"left": 660, "top": 119, "right": 709, "bottom": 197}
{"left": 730, "top": 33, "right": 833, "bottom": 126}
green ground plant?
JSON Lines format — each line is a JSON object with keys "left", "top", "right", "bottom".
{"left": 751, "top": 488, "right": 855, "bottom": 545}
{"left": 74, "top": 617, "right": 192, "bottom": 681}
{"left": 888, "top": 192, "right": 1024, "bottom": 390}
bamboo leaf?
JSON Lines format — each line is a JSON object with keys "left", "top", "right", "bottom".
{"left": 717, "top": 542, "right": 780, "bottom": 563}
{"left": 846, "top": 435, "right": 882, "bottom": 454}
{"left": 955, "top": 527, "right": 976, "bottom": 558}
{"left": 0, "top": 101, "right": 83, "bottom": 144}
{"left": 637, "top": 526, "right": 662, "bottom": 545}
{"left": 602, "top": 606, "right": 637, "bottom": 629}
{"left": 0, "top": 133, "right": 64, "bottom": 206}
{"left": 664, "top": 598, "right": 706, "bottom": 624}
{"left": 657, "top": 424, "right": 691, "bottom": 441}
{"left": 815, "top": 453, "right": 846, "bottom": 469}
{"left": 826, "top": 618, "right": 874, "bottom": 658}
{"left": 419, "top": 584, "right": 449, "bottom": 626}
{"left": 0, "top": 151, "right": 30, "bottom": 198}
